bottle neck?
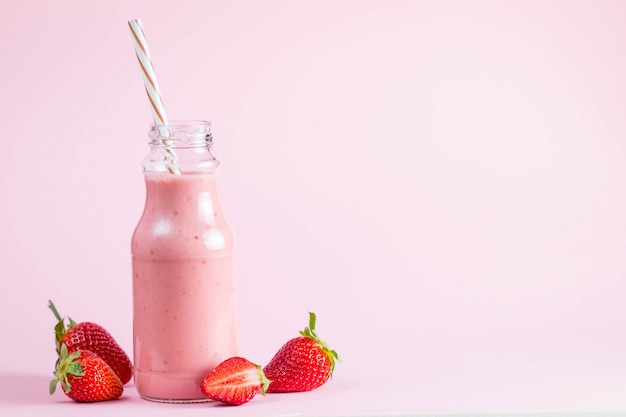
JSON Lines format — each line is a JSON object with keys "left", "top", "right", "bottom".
{"left": 144, "top": 121, "right": 219, "bottom": 174}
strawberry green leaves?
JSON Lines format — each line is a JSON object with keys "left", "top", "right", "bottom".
{"left": 50, "top": 344, "right": 83, "bottom": 395}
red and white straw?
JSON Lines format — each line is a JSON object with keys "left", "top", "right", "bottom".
{"left": 128, "top": 18, "right": 169, "bottom": 125}
{"left": 128, "top": 18, "right": 180, "bottom": 174}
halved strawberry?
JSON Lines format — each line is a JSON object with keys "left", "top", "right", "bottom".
{"left": 264, "top": 312, "right": 340, "bottom": 392}
{"left": 50, "top": 344, "right": 123, "bottom": 402}
{"left": 48, "top": 300, "right": 132, "bottom": 384}
{"left": 201, "top": 357, "right": 270, "bottom": 405}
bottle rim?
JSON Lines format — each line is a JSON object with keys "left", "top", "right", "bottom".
{"left": 148, "top": 120, "right": 213, "bottom": 145}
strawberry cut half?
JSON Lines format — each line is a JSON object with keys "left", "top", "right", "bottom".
{"left": 201, "top": 357, "right": 270, "bottom": 405}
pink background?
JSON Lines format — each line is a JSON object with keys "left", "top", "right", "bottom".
{"left": 2, "top": 0, "right": 626, "bottom": 415}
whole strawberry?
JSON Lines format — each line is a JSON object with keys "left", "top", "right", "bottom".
{"left": 201, "top": 356, "right": 270, "bottom": 405}
{"left": 48, "top": 300, "right": 132, "bottom": 384}
{"left": 264, "top": 312, "right": 339, "bottom": 392}
{"left": 50, "top": 344, "right": 123, "bottom": 402}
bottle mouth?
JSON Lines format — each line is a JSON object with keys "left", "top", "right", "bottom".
{"left": 149, "top": 120, "right": 212, "bottom": 145}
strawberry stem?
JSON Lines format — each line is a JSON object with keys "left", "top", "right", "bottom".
{"left": 48, "top": 300, "right": 63, "bottom": 322}
{"left": 48, "top": 300, "right": 77, "bottom": 354}
{"left": 299, "top": 312, "right": 341, "bottom": 376}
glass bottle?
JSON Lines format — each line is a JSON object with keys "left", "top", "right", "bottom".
{"left": 131, "top": 120, "right": 237, "bottom": 402}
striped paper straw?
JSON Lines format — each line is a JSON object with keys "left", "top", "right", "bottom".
{"left": 128, "top": 18, "right": 180, "bottom": 174}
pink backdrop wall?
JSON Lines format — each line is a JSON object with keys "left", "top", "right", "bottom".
{"left": 2, "top": 0, "right": 626, "bottom": 415}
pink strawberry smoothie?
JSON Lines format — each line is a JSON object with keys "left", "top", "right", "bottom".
{"left": 132, "top": 172, "right": 237, "bottom": 402}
